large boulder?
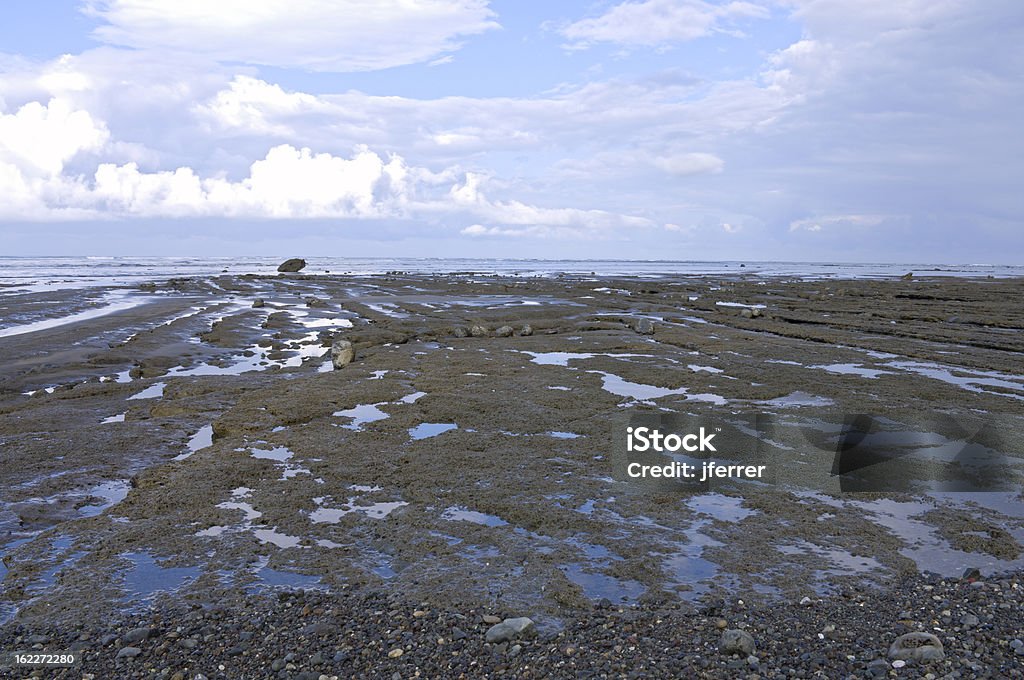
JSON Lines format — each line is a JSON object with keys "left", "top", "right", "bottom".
{"left": 331, "top": 339, "right": 355, "bottom": 369}
{"left": 277, "top": 258, "right": 307, "bottom": 273}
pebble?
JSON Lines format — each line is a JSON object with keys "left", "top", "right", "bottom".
{"left": 388, "top": 647, "right": 404, "bottom": 658}
{"left": 116, "top": 646, "right": 142, "bottom": 659}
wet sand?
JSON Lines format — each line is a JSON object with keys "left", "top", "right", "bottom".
{"left": 1, "top": 271, "right": 1022, "bottom": 676}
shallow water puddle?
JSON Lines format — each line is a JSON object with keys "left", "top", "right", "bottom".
{"left": 685, "top": 493, "right": 757, "bottom": 522}
{"left": 762, "top": 391, "right": 835, "bottom": 408}
{"left": 884, "top": 360, "right": 1024, "bottom": 400}
{"left": 810, "top": 363, "right": 893, "bottom": 379}
{"left": 333, "top": 403, "right": 390, "bottom": 429}
{"left": 409, "top": 422, "right": 458, "bottom": 440}
{"left": 309, "top": 494, "right": 408, "bottom": 523}
{"left": 592, "top": 371, "right": 688, "bottom": 402}
{"left": 250, "top": 446, "right": 293, "bottom": 462}
{"left": 252, "top": 528, "right": 305, "bottom": 549}
{"left": 121, "top": 552, "right": 200, "bottom": 601}
{"left": 561, "top": 564, "right": 646, "bottom": 603}
{"left": 522, "top": 351, "right": 646, "bottom": 367}
{"left": 0, "top": 294, "right": 151, "bottom": 338}
{"left": 127, "top": 382, "right": 165, "bottom": 400}
{"left": 716, "top": 301, "right": 767, "bottom": 309}
{"left": 78, "top": 479, "right": 131, "bottom": 517}
{"left": 441, "top": 506, "right": 508, "bottom": 527}
{"left": 850, "top": 497, "right": 1024, "bottom": 576}
{"left": 173, "top": 424, "right": 214, "bottom": 461}
{"left": 660, "top": 520, "right": 723, "bottom": 598}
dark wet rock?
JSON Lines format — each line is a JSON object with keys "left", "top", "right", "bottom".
{"left": 485, "top": 617, "right": 536, "bottom": 644}
{"left": 634, "top": 318, "right": 655, "bottom": 335}
{"left": 962, "top": 567, "right": 982, "bottom": 581}
{"left": 122, "top": 627, "right": 152, "bottom": 644}
{"left": 252, "top": 298, "right": 265, "bottom": 308}
{"left": 278, "top": 258, "right": 307, "bottom": 273}
{"left": 719, "top": 629, "right": 756, "bottom": 656}
{"left": 494, "top": 325, "right": 514, "bottom": 337}
{"left": 331, "top": 339, "right": 354, "bottom": 368}
{"left": 888, "top": 631, "right": 944, "bottom": 663}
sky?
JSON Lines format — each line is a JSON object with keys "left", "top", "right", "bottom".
{"left": 0, "top": 0, "right": 1021, "bottom": 261}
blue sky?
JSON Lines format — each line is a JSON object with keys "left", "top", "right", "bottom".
{"left": 0, "top": 0, "right": 1021, "bottom": 261}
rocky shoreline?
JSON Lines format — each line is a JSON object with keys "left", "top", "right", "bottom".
{"left": 1, "top": 570, "right": 1021, "bottom": 678}
{"left": 1, "top": 270, "right": 1022, "bottom": 677}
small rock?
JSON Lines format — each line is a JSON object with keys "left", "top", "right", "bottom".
{"left": 961, "top": 613, "right": 979, "bottom": 627}
{"left": 123, "top": 627, "right": 152, "bottom": 644}
{"left": 387, "top": 647, "right": 404, "bottom": 659}
{"left": 900, "top": 272, "right": 914, "bottom": 280}
{"left": 278, "top": 258, "right": 307, "bottom": 273}
{"left": 301, "top": 622, "right": 338, "bottom": 637}
{"left": 519, "top": 325, "right": 533, "bottom": 336}
{"left": 962, "top": 567, "right": 981, "bottom": 581}
{"left": 116, "top": 646, "right": 142, "bottom": 659}
{"left": 494, "top": 325, "right": 514, "bottom": 337}
{"left": 799, "top": 596, "right": 813, "bottom": 606}
{"left": 888, "top": 632, "right": 944, "bottom": 663}
{"left": 634, "top": 318, "right": 655, "bottom": 335}
{"left": 892, "top": 659, "right": 906, "bottom": 668}
{"left": 413, "top": 610, "right": 426, "bottom": 618}
{"left": 331, "top": 339, "right": 355, "bottom": 369}
{"left": 451, "top": 627, "right": 467, "bottom": 641}
{"left": 719, "top": 629, "right": 756, "bottom": 656}
{"left": 271, "top": 659, "right": 286, "bottom": 672}
{"left": 485, "top": 617, "right": 536, "bottom": 644}
{"left": 866, "top": 658, "right": 889, "bottom": 677}
{"left": 252, "top": 298, "right": 265, "bottom": 308}
{"left": 452, "top": 326, "right": 469, "bottom": 338}
{"left": 715, "top": 618, "right": 728, "bottom": 630}
{"left": 740, "top": 308, "right": 753, "bottom": 319}
{"left": 305, "top": 297, "right": 327, "bottom": 308}
{"left": 482, "top": 615, "right": 502, "bottom": 624}
{"left": 470, "top": 325, "right": 489, "bottom": 337}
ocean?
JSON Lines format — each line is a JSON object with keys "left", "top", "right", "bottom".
{"left": 1, "top": 256, "right": 1021, "bottom": 293}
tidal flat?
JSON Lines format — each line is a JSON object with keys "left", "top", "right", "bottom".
{"left": 1, "top": 271, "right": 1022, "bottom": 677}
